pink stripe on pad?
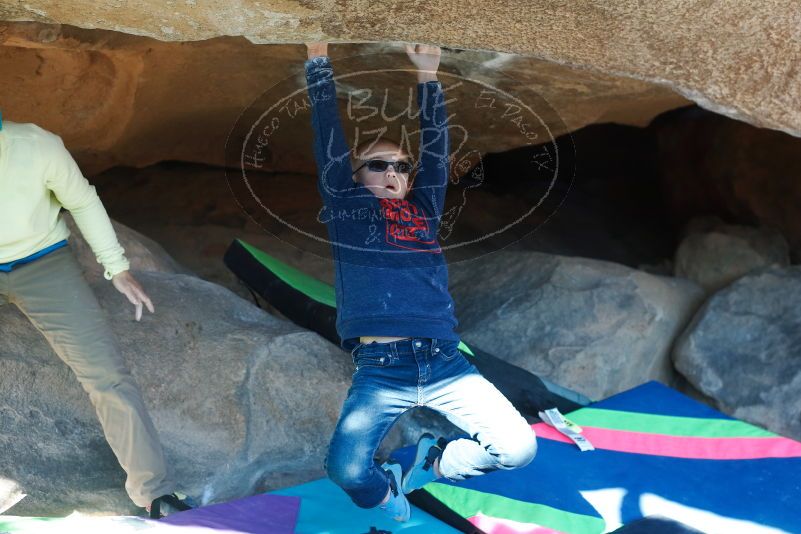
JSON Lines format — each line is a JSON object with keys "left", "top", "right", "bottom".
{"left": 533, "top": 423, "right": 801, "bottom": 460}
{"left": 469, "top": 512, "right": 564, "bottom": 534}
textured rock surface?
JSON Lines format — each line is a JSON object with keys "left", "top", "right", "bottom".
{"left": 673, "top": 266, "right": 801, "bottom": 440}
{"left": 0, "top": 270, "right": 353, "bottom": 515}
{"left": 449, "top": 251, "right": 705, "bottom": 399}
{"left": 0, "top": 22, "right": 689, "bottom": 175}
{"left": 1, "top": 1, "right": 798, "bottom": 138}
{"left": 674, "top": 217, "right": 790, "bottom": 293}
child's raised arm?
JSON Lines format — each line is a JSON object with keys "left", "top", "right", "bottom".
{"left": 304, "top": 43, "right": 356, "bottom": 205}
{"left": 406, "top": 44, "right": 450, "bottom": 225}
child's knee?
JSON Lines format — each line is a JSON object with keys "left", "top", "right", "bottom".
{"left": 327, "top": 457, "right": 363, "bottom": 488}
{"left": 326, "top": 448, "right": 373, "bottom": 489}
{"left": 494, "top": 428, "right": 537, "bottom": 470}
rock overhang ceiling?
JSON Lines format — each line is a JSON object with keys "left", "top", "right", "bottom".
{"left": 0, "top": 1, "right": 798, "bottom": 173}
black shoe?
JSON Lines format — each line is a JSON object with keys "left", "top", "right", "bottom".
{"left": 148, "top": 492, "right": 194, "bottom": 519}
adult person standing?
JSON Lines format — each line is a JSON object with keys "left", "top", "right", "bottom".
{"left": 0, "top": 116, "right": 192, "bottom": 518}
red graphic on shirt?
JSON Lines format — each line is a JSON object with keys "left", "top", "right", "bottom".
{"left": 379, "top": 198, "right": 441, "bottom": 253}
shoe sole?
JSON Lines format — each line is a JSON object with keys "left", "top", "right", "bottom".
{"left": 402, "top": 433, "right": 437, "bottom": 494}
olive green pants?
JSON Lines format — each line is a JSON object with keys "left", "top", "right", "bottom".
{"left": 0, "top": 246, "right": 173, "bottom": 507}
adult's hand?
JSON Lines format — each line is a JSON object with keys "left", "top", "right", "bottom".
{"left": 306, "top": 42, "right": 329, "bottom": 59}
{"left": 112, "top": 271, "right": 155, "bottom": 321}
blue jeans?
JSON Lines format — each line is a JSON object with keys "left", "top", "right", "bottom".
{"left": 325, "top": 337, "right": 537, "bottom": 508}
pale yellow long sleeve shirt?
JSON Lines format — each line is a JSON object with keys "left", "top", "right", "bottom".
{"left": 0, "top": 121, "right": 129, "bottom": 279}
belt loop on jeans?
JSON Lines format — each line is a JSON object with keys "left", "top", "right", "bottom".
{"left": 431, "top": 338, "right": 438, "bottom": 355}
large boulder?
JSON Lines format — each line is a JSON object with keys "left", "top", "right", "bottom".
{"left": 0, "top": 270, "right": 353, "bottom": 516}
{"left": 3, "top": 1, "right": 799, "bottom": 139}
{"left": 674, "top": 217, "right": 790, "bottom": 293}
{"left": 449, "top": 251, "right": 704, "bottom": 399}
{"left": 673, "top": 266, "right": 801, "bottom": 440}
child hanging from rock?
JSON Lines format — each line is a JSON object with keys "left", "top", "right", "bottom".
{"left": 303, "top": 42, "right": 537, "bottom": 522}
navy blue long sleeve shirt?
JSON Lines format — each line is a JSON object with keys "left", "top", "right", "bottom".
{"left": 304, "top": 55, "right": 460, "bottom": 351}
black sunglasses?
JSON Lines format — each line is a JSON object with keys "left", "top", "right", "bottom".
{"left": 352, "top": 159, "right": 414, "bottom": 175}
